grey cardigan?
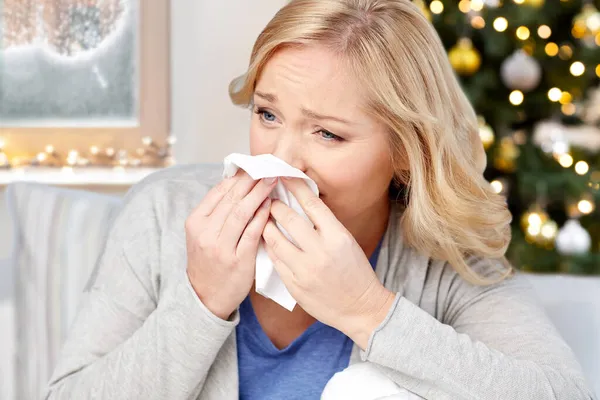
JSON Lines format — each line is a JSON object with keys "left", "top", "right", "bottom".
{"left": 45, "top": 165, "right": 593, "bottom": 400}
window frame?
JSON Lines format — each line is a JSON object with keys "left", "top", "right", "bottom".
{"left": 0, "top": 0, "right": 170, "bottom": 163}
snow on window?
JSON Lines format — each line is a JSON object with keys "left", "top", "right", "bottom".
{"left": 0, "top": 0, "right": 138, "bottom": 126}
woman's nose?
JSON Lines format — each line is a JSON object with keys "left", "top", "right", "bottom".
{"left": 271, "top": 132, "right": 306, "bottom": 172}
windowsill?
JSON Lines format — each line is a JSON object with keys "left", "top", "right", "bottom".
{"left": 0, "top": 166, "right": 160, "bottom": 187}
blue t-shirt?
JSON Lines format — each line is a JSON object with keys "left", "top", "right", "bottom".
{"left": 236, "top": 240, "right": 383, "bottom": 399}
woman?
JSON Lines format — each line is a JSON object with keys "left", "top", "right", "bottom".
{"left": 46, "top": 0, "right": 593, "bottom": 399}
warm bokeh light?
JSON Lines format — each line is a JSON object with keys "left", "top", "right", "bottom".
{"left": 491, "top": 180, "right": 503, "bottom": 194}
{"left": 471, "top": 0, "right": 484, "bottom": 11}
{"left": 494, "top": 17, "right": 508, "bottom": 32}
{"left": 559, "top": 91, "right": 572, "bottom": 104}
{"left": 548, "top": 87, "right": 562, "bottom": 102}
{"left": 516, "top": 26, "right": 530, "bottom": 40}
{"left": 561, "top": 103, "right": 576, "bottom": 115}
{"left": 545, "top": 42, "right": 559, "bottom": 56}
{"left": 570, "top": 61, "right": 585, "bottom": 76}
{"left": 509, "top": 90, "right": 524, "bottom": 105}
{"left": 471, "top": 16, "right": 486, "bottom": 29}
{"left": 458, "top": 0, "right": 471, "bottom": 13}
{"left": 537, "top": 25, "right": 552, "bottom": 39}
{"left": 578, "top": 199, "right": 594, "bottom": 214}
{"left": 559, "top": 154, "right": 574, "bottom": 168}
{"left": 559, "top": 45, "right": 573, "bottom": 60}
{"left": 430, "top": 0, "right": 444, "bottom": 14}
{"left": 575, "top": 161, "right": 590, "bottom": 175}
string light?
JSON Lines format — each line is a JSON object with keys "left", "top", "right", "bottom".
{"left": 514, "top": 0, "right": 525, "bottom": 4}
{"left": 548, "top": 87, "right": 562, "bottom": 102}
{"left": 509, "top": 90, "right": 524, "bottom": 105}
{"left": 596, "top": 64, "right": 600, "bottom": 78}
{"left": 578, "top": 199, "right": 594, "bottom": 214}
{"left": 491, "top": 180, "right": 503, "bottom": 193}
{"left": 516, "top": 26, "right": 530, "bottom": 40}
{"left": 0, "top": 137, "right": 177, "bottom": 169}
{"left": 559, "top": 45, "right": 573, "bottom": 60}
{"left": 545, "top": 42, "right": 559, "bottom": 56}
{"left": 430, "top": 1, "right": 444, "bottom": 14}
{"left": 570, "top": 61, "right": 586, "bottom": 76}
{"left": 559, "top": 91, "right": 572, "bottom": 104}
{"left": 458, "top": 0, "right": 471, "bottom": 13}
{"left": 494, "top": 17, "right": 508, "bottom": 32}
{"left": 471, "top": 0, "right": 485, "bottom": 11}
{"left": 537, "top": 25, "right": 552, "bottom": 39}
{"left": 575, "top": 161, "right": 590, "bottom": 175}
{"left": 471, "top": 16, "right": 486, "bottom": 29}
{"left": 559, "top": 154, "right": 574, "bottom": 168}
{"left": 561, "top": 103, "right": 576, "bottom": 115}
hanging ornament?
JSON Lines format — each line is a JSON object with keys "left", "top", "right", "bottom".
{"left": 523, "top": 0, "right": 544, "bottom": 8}
{"left": 483, "top": 0, "right": 501, "bottom": 8}
{"left": 493, "top": 136, "right": 520, "bottom": 172}
{"left": 413, "top": 0, "right": 432, "bottom": 21}
{"left": 478, "top": 117, "right": 495, "bottom": 150}
{"left": 448, "top": 38, "right": 481, "bottom": 76}
{"left": 520, "top": 205, "right": 557, "bottom": 247}
{"left": 556, "top": 219, "right": 592, "bottom": 255}
{"left": 572, "top": 3, "right": 600, "bottom": 47}
{"left": 500, "top": 50, "right": 542, "bottom": 92}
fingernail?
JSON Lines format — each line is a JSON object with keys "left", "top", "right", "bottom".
{"left": 264, "top": 177, "right": 277, "bottom": 185}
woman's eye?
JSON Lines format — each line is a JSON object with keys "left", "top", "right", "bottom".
{"left": 319, "top": 130, "right": 342, "bottom": 141}
{"left": 261, "top": 110, "right": 276, "bottom": 122}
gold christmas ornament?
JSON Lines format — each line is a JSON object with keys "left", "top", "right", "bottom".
{"left": 573, "top": 3, "right": 600, "bottom": 47}
{"left": 521, "top": 205, "right": 557, "bottom": 248}
{"left": 448, "top": 38, "right": 481, "bottom": 76}
{"left": 523, "top": 0, "right": 544, "bottom": 7}
{"left": 494, "top": 136, "right": 520, "bottom": 172}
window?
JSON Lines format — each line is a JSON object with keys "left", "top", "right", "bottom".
{"left": 0, "top": 0, "right": 169, "bottom": 165}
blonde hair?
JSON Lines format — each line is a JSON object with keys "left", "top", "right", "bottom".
{"left": 229, "top": 0, "right": 512, "bottom": 284}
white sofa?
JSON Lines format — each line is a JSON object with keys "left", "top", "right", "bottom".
{"left": 3, "top": 164, "right": 600, "bottom": 399}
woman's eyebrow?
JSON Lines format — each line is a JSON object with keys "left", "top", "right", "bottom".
{"left": 254, "top": 91, "right": 352, "bottom": 125}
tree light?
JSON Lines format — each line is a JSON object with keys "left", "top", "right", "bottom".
{"left": 516, "top": 26, "right": 530, "bottom": 40}
{"left": 575, "top": 161, "right": 590, "bottom": 175}
{"left": 548, "top": 87, "right": 562, "bottom": 102}
{"left": 430, "top": 1, "right": 444, "bottom": 14}
{"left": 545, "top": 42, "right": 559, "bottom": 56}
{"left": 491, "top": 180, "right": 503, "bottom": 193}
{"left": 570, "top": 61, "right": 585, "bottom": 76}
{"left": 578, "top": 200, "right": 594, "bottom": 214}
{"left": 537, "top": 25, "right": 551, "bottom": 39}
{"left": 509, "top": 90, "right": 524, "bottom": 105}
{"left": 559, "top": 154, "right": 574, "bottom": 168}
{"left": 494, "top": 17, "right": 508, "bottom": 32}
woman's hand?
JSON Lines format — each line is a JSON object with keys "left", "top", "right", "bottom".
{"left": 185, "top": 172, "right": 277, "bottom": 320}
{"left": 262, "top": 178, "right": 396, "bottom": 349}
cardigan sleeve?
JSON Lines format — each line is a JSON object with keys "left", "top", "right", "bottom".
{"left": 44, "top": 182, "right": 238, "bottom": 400}
{"left": 361, "top": 261, "right": 594, "bottom": 400}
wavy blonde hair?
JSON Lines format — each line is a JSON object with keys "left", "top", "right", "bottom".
{"left": 229, "top": 0, "right": 512, "bottom": 284}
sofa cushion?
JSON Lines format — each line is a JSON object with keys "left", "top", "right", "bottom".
{"left": 6, "top": 182, "right": 123, "bottom": 400}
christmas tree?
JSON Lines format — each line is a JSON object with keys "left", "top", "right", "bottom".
{"left": 415, "top": 0, "right": 600, "bottom": 274}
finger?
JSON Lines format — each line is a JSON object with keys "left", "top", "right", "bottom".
{"left": 262, "top": 220, "right": 304, "bottom": 272}
{"left": 226, "top": 178, "right": 276, "bottom": 254}
{"left": 263, "top": 238, "right": 296, "bottom": 289}
{"left": 269, "top": 200, "right": 318, "bottom": 252}
{"left": 189, "top": 175, "right": 239, "bottom": 218}
{"left": 236, "top": 197, "right": 272, "bottom": 259}
{"left": 207, "top": 172, "right": 258, "bottom": 233}
{"left": 281, "top": 177, "right": 340, "bottom": 231}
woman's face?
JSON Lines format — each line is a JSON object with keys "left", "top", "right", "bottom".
{"left": 250, "top": 44, "right": 394, "bottom": 230}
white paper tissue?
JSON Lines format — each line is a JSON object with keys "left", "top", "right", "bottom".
{"left": 222, "top": 153, "right": 319, "bottom": 311}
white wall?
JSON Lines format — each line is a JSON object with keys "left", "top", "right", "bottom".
{"left": 171, "top": 0, "right": 289, "bottom": 165}
{"left": 0, "top": 2, "right": 289, "bottom": 398}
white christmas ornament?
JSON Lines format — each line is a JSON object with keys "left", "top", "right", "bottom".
{"left": 484, "top": 0, "right": 501, "bottom": 7}
{"left": 555, "top": 219, "right": 591, "bottom": 255}
{"left": 500, "top": 50, "right": 542, "bottom": 92}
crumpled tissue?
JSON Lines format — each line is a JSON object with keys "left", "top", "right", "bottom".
{"left": 222, "top": 153, "right": 319, "bottom": 311}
